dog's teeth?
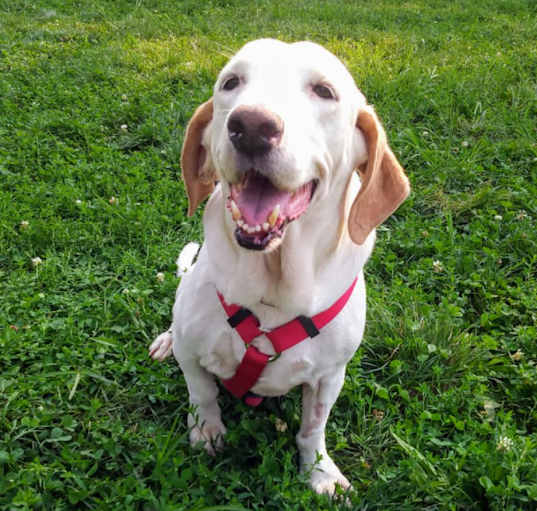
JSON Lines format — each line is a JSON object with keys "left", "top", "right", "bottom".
{"left": 255, "top": 225, "right": 261, "bottom": 232}
{"left": 237, "top": 219, "right": 244, "bottom": 227}
{"left": 230, "top": 200, "right": 241, "bottom": 221}
{"left": 248, "top": 225, "right": 256, "bottom": 234}
{"left": 268, "top": 204, "right": 280, "bottom": 227}
{"left": 263, "top": 222, "right": 270, "bottom": 231}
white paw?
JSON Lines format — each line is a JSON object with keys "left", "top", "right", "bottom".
{"left": 149, "top": 330, "right": 173, "bottom": 361}
{"left": 303, "top": 455, "right": 352, "bottom": 496}
{"left": 189, "top": 419, "right": 227, "bottom": 456}
{"left": 310, "top": 469, "right": 351, "bottom": 495}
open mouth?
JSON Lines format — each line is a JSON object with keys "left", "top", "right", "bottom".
{"left": 227, "top": 170, "right": 316, "bottom": 251}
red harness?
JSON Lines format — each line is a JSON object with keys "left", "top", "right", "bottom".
{"left": 217, "top": 277, "right": 358, "bottom": 407}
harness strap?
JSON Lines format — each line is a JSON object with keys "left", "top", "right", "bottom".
{"left": 243, "top": 392, "right": 264, "bottom": 407}
{"left": 218, "top": 301, "right": 260, "bottom": 345}
{"left": 222, "top": 345, "right": 270, "bottom": 398}
{"left": 264, "top": 277, "right": 358, "bottom": 353}
{"left": 217, "top": 277, "right": 358, "bottom": 406}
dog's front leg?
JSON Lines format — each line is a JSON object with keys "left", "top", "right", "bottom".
{"left": 297, "top": 368, "right": 351, "bottom": 495}
{"left": 179, "top": 358, "right": 227, "bottom": 456}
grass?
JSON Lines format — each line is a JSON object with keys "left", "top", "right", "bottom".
{"left": 1, "top": 0, "right": 536, "bottom": 509}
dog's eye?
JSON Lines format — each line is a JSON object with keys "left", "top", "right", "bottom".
{"left": 313, "top": 83, "right": 336, "bottom": 100}
{"left": 222, "top": 76, "right": 240, "bottom": 91}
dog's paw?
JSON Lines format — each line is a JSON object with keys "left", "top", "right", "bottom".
{"left": 303, "top": 456, "right": 352, "bottom": 496}
{"left": 149, "top": 330, "right": 173, "bottom": 361}
{"left": 189, "top": 420, "right": 227, "bottom": 456}
{"left": 310, "top": 469, "right": 351, "bottom": 496}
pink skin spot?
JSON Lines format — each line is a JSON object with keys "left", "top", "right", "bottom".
{"left": 292, "top": 360, "right": 309, "bottom": 372}
{"left": 303, "top": 403, "right": 325, "bottom": 438}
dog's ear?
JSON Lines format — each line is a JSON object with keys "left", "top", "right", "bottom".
{"left": 181, "top": 98, "right": 215, "bottom": 216}
{"left": 348, "top": 105, "right": 410, "bottom": 244}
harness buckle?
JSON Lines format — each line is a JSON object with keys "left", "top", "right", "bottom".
{"left": 227, "top": 307, "right": 252, "bottom": 328}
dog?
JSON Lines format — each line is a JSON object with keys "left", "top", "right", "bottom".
{"left": 149, "top": 38, "right": 410, "bottom": 495}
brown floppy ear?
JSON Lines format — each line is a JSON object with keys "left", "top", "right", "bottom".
{"left": 348, "top": 105, "right": 410, "bottom": 244}
{"left": 181, "top": 98, "right": 215, "bottom": 216}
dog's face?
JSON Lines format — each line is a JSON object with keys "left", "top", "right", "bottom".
{"left": 181, "top": 39, "right": 410, "bottom": 251}
{"left": 211, "top": 39, "right": 366, "bottom": 251}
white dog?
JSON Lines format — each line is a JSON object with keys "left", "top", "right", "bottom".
{"left": 149, "top": 39, "right": 410, "bottom": 495}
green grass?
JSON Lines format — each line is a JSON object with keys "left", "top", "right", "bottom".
{"left": 1, "top": 0, "right": 536, "bottom": 509}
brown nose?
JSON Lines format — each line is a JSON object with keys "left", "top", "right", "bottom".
{"left": 227, "top": 105, "right": 284, "bottom": 157}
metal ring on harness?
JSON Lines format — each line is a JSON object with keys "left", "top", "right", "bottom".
{"left": 268, "top": 353, "right": 281, "bottom": 363}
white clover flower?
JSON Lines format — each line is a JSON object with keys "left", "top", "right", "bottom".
{"left": 432, "top": 260, "right": 444, "bottom": 273}
{"left": 120, "top": 124, "right": 128, "bottom": 131}
{"left": 510, "top": 350, "right": 523, "bottom": 361}
{"left": 462, "top": 140, "right": 470, "bottom": 147}
{"left": 32, "top": 257, "right": 43, "bottom": 267}
{"left": 121, "top": 94, "right": 128, "bottom": 101}
{"left": 122, "top": 288, "right": 130, "bottom": 295}
{"left": 156, "top": 272, "right": 165, "bottom": 282}
{"left": 494, "top": 214, "right": 503, "bottom": 221}
{"left": 497, "top": 436, "right": 513, "bottom": 451}
{"left": 109, "top": 196, "right": 119, "bottom": 205}
{"left": 20, "top": 220, "right": 29, "bottom": 230}
{"left": 75, "top": 199, "right": 82, "bottom": 205}
{"left": 274, "top": 418, "right": 288, "bottom": 433}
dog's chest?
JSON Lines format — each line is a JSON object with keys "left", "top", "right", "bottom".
{"left": 198, "top": 325, "right": 317, "bottom": 397}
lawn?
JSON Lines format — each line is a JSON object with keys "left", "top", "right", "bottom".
{"left": 1, "top": 0, "right": 536, "bottom": 509}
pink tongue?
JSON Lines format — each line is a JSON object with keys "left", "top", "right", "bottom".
{"left": 235, "top": 173, "right": 292, "bottom": 226}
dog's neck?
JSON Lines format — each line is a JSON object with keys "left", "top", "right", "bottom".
{"left": 203, "top": 176, "right": 374, "bottom": 329}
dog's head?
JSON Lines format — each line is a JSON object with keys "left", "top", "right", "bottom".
{"left": 181, "top": 39, "right": 410, "bottom": 251}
